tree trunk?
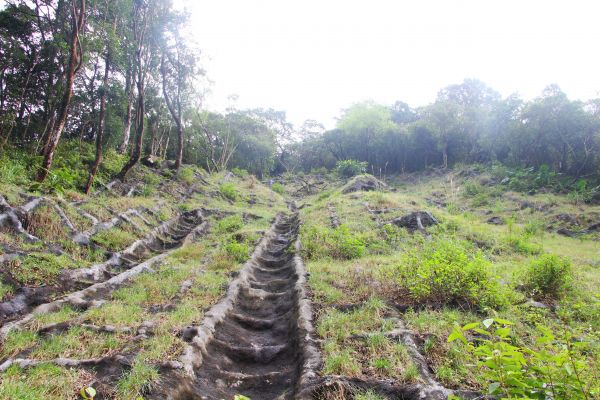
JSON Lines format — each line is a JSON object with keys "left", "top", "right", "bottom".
{"left": 160, "top": 55, "right": 183, "bottom": 170}
{"left": 85, "top": 21, "right": 113, "bottom": 194}
{"left": 36, "top": 0, "right": 86, "bottom": 183}
{"left": 117, "top": 78, "right": 144, "bottom": 181}
{"left": 119, "top": 64, "right": 135, "bottom": 154}
{"left": 117, "top": 55, "right": 145, "bottom": 181}
{"left": 116, "top": 0, "right": 149, "bottom": 181}
{"left": 442, "top": 143, "right": 448, "bottom": 169}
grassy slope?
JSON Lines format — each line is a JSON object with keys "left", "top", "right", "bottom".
{"left": 0, "top": 147, "right": 287, "bottom": 399}
{"left": 298, "top": 170, "right": 599, "bottom": 397}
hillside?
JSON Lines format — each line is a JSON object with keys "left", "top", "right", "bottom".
{"left": 0, "top": 157, "right": 598, "bottom": 399}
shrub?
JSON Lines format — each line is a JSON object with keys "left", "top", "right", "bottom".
{"left": 335, "top": 159, "right": 368, "bottom": 178}
{"left": 504, "top": 233, "right": 543, "bottom": 255}
{"left": 449, "top": 319, "right": 594, "bottom": 400}
{"left": 463, "top": 181, "right": 485, "bottom": 197}
{"left": 219, "top": 183, "right": 238, "bottom": 201}
{"left": 231, "top": 168, "right": 248, "bottom": 178}
{"left": 524, "top": 254, "right": 573, "bottom": 299}
{"left": 225, "top": 241, "right": 249, "bottom": 263}
{"left": 215, "top": 215, "right": 244, "bottom": 233}
{"left": 271, "top": 182, "right": 285, "bottom": 195}
{"left": 397, "top": 239, "right": 506, "bottom": 310}
{"left": 143, "top": 173, "right": 161, "bottom": 186}
{"left": 301, "top": 224, "right": 365, "bottom": 260}
{"left": 0, "top": 154, "right": 29, "bottom": 185}
{"left": 179, "top": 167, "right": 195, "bottom": 185}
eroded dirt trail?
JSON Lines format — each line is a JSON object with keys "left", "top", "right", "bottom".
{"left": 158, "top": 213, "right": 318, "bottom": 400}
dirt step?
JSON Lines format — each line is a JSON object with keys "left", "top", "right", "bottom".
{"left": 152, "top": 213, "right": 319, "bottom": 400}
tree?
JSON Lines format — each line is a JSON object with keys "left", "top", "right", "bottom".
{"left": 36, "top": 0, "right": 86, "bottom": 182}
{"left": 85, "top": 1, "right": 119, "bottom": 194}
{"left": 116, "top": 0, "right": 155, "bottom": 181}
{"left": 160, "top": 18, "right": 199, "bottom": 171}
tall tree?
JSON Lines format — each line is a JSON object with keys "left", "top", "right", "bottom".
{"left": 36, "top": 0, "right": 86, "bottom": 182}
{"left": 116, "top": 0, "right": 153, "bottom": 181}
{"left": 85, "top": 2, "right": 117, "bottom": 194}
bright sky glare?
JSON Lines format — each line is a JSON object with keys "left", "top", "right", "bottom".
{"left": 184, "top": 0, "right": 600, "bottom": 128}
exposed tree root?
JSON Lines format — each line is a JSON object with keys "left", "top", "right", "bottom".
{"left": 344, "top": 316, "right": 485, "bottom": 400}
{"left": 70, "top": 210, "right": 206, "bottom": 282}
{"left": 0, "top": 217, "right": 208, "bottom": 341}
{"left": 0, "top": 195, "right": 40, "bottom": 242}
{"left": 73, "top": 206, "right": 157, "bottom": 245}
{"left": 308, "top": 376, "right": 486, "bottom": 400}
{"left": 0, "top": 354, "right": 131, "bottom": 373}
{"left": 0, "top": 354, "right": 182, "bottom": 374}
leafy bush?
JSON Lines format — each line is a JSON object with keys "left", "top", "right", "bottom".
{"left": 463, "top": 181, "right": 485, "bottom": 197}
{"left": 231, "top": 168, "right": 248, "bottom": 178}
{"left": 143, "top": 173, "right": 161, "bottom": 186}
{"left": 449, "top": 318, "right": 595, "bottom": 399}
{"left": 215, "top": 215, "right": 244, "bottom": 233}
{"left": 219, "top": 183, "right": 238, "bottom": 201}
{"left": 301, "top": 224, "right": 365, "bottom": 260}
{"left": 336, "top": 159, "right": 368, "bottom": 178}
{"left": 179, "top": 167, "right": 195, "bottom": 185}
{"left": 271, "top": 182, "right": 285, "bottom": 195}
{"left": 396, "top": 239, "right": 506, "bottom": 310}
{"left": 225, "top": 241, "right": 249, "bottom": 263}
{"left": 524, "top": 254, "right": 573, "bottom": 299}
{"left": 0, "top": 154, "right": 30, "bottom": 185}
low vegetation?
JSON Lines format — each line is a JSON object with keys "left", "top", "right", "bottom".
{"left": 300, "top": 167, "right": 599, "bottom": 399}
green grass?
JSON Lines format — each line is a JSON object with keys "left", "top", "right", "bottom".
{"left": 0, "top": 330, "right": 39, "bottom": 359}
{"left": 0, "top": 363, "right": 83, "bottom": 400}
{"left": 356, "top": 390, "right": 386, "bottom": 400}
{"left": 219, "top": 182, "right": 238, "bottom": 201}
{"left": 0, "top": 281, "right": 13, "bottom": 301}
{"left": 31, "top": 305, "right": 80, "bottom": 329}
{"left": 29, "top": 326, "right": 123, "bottom": 360}
{"left": 301, "top": 168, "right": 600, "bottom": 394}
{"left": 91, "top": 227, "right": 138, "bottom": 251}
{"left": 115, "top": 359, "right": 159, "bottom": 400}
{"left": 8, "top": 253, "right": 77, "bottom": 286}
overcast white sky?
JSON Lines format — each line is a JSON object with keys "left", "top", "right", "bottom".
{"left": 183, "top": 0, "right": 600, "bottom": 128}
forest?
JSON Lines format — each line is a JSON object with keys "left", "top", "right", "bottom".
{"left": 0, "top": 1, "right": 598, "bottom": 400}
{"left": 1, "top": 1, "right": 600, "bottom": 187}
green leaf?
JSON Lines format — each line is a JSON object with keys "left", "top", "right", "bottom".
{"left": 462, "top": 322, "right": 480, "bottom": 330}
{"left": 448, "top": 326, "right": 466, "bottom": 344}
{"left": 494, "top": 318, "right": 513, "bottom": 325}
{"left": 494, "top": 327, "right": 511, "bottom": 338}
{"left": 80, "top": 386, "right": 96, "bottom": 399}
{"left": 473, "top": 328, "right": 491, "bottom": 336}
{"left": 488, "top": 382, "right": 501, "bottom": 394}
